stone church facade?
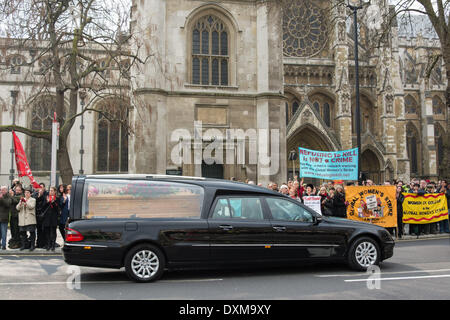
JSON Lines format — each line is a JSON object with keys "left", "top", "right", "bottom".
{"left": 0, "top": 0, "right": 447, "bottom": 186}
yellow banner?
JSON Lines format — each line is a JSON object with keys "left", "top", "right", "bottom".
{"left": 402, "top": 193, "right": 449, "bottom": 224}
{"left": 345, "top": 186, "right": 397, "bottom": 228}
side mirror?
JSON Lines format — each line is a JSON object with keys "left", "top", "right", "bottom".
{"left": 314, "top": 214, "right": 323, "bottom": 225}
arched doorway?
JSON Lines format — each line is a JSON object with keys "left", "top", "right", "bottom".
{"left": 202, "top": 161, "right": 224, "bottom": 179}
{"left": 287, "top": 124, "right": 334, "bottom": 184}
{"left": 361, "top": 149, "right": 382, "bottom": 184}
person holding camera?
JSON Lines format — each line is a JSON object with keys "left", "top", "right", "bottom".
{"left": 41, "top": 186, "right": 60, "bottom": 251}
{"left": 16, "top": 188, "right": 37, "bottom": 251}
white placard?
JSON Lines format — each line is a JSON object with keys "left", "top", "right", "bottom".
{"left": 365, "top": 194, "right": 378, "bottom": 210}
{"left": 303, "top": 196, "right": 322, "bottom": 215}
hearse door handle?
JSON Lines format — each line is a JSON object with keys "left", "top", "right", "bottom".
{"left": 219, "top": 225, "right": 234, "bottom": 231}
{"left": 273, "top": 226, "right": 287, "bottom": 232}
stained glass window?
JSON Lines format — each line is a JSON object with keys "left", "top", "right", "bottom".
{"left": 282, "top": 0, "right": 328, "bottom": 58}
{"left": 191, "top": 15, "right": 229, "bottom": 86}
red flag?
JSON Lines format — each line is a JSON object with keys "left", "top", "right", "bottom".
{"left": 12, "top": 131, "right": 40, "bottom": 189}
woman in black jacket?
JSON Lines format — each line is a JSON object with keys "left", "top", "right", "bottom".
{"left": 333, "top": 185, "right": 347, "bottom": 218}
{"left": 322, "top": 187, "right": 335, "bottom": 217}
{"left": 41, "top": 186, "right": 60, "bottom": 251}
{"left": 396, "top": 186, "right": 405, "bottom": 239}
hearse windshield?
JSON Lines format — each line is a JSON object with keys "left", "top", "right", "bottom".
{"left": 81, "top": 179, "right": 204, "bottom": 219}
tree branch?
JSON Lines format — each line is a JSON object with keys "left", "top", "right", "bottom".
{"left": 0, "top": 125, "right": 51, "bottom": 141}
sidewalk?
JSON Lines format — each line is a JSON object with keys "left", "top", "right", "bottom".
{"left": 396, "top": 233, "right": 450, "bottom": 241}
{"left": 0, "top": 229, "right": 64, "bottom": 256}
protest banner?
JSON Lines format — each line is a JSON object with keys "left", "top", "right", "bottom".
{"left": 345, "top": 186, "right": 397, "bottom": 228}
{"left": 303, "top": 196, "right": 322, "bottom": 215}
{"left": 402, "top": 193, "right": 448, "bottom": 224}
{"left": 298, "top": 147, "right": 358, "bottom": 181}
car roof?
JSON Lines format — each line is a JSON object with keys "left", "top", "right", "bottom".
{"left": 80, "top": 174, "right": 281, "bottom": 196}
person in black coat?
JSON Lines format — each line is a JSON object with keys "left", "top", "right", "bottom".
{"left": 333, "top": 185, "right": 347, "bottom": 218}
{"left": 34, "top": 183, "right": 48, "bottom": 248}
{"left": 58, "top": 185, "right": 71, "bottom": 240}
{"left": 396, "top": 186, "right": 405, "bottom": 239}
{"left": 322, "top": 187, "right": 335, "bottom": 217}
{"left": 41, "top": 186, "right": 60, "bottom": 251}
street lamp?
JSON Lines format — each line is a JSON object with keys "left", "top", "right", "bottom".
{"left": 347, "top": 0, "right": 370, "bottom": 183}
{"left": 288, "top": 150, "right": 298, "bottom": 180}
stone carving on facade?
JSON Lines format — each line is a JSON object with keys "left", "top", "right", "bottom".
{"left": 337, "top": 21, "right": 346, "bottom": 42}
{"left": 301, "top": 109, "right": 313, "bottom": 123}
{"left": 385, "top": 89, "right": 394, "bottom": 114}
{"left": 340, "top": 90, "right": 351, "bottom": 114}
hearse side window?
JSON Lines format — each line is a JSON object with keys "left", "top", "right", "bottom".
{"left": 266, "top": 197, "right": 313, "bottom": 222}
{"left": 81, "top": 179, "right": 204, "bottom": 219}
{"left": 211, "top": 197, "right": 264, "bottom": 220}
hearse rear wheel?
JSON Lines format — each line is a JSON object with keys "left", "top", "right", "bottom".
{"left": 124, "top": 244, "right": 165, "bottom": 283}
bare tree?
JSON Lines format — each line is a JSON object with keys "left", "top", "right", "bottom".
{"left": 371, "top": 0, "right": 449, "bottom": 178}
{"left": 0, "top": 0, "right": 148, "bottom": 184}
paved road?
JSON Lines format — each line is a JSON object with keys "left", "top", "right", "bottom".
{"left": 0, "top": 237, "right": 449, "bottom": 300}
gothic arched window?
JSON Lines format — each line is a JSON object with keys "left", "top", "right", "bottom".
{"left": 406, "top": 123, "right": 420, "bottom": 175}
{"left": 323, "top": 102, "right": 331, "bottom": 127}
{"left": 435, "top": 124, "right": 444, "bottom": 176}
{"left": 313, "top": 101, "right": 320, "bottom": 113}
{"left": 433, "top": 96, "right": 444, "bottom": 115}
{"left": 29, "top": 96, "right": 66, "bottom": 171}
{"left": 95, "top": 99, "right": 129, "bottom": 173}
{"left": 191, "top": 15, "right": 229, "bottom": 86}
{"left": 292, "top": 101, "right": 300, "bottom": 117}
{"left": 405, "top": 95, "right": 419, "bottom": 116}
{"left": 309, "top": 93, "right": 335, "bottom": 128}
{"left": 8, "top": 54, "right": 25, "bottom": 74}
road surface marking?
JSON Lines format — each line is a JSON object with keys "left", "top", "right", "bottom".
{"left": 316, "top": 268, "right": 450, "bottom": 278}
{"left": 345, "top": 274, "right": 450, "bottom": 282}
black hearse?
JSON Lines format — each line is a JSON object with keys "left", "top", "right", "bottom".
{"left": 63, "top": 174, "right": 395, "bottom": 282}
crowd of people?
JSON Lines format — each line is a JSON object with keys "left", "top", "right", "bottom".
{"left": 0, "top": 175, "right": 449, "bottom": 251}
{"left": 238, "top": 176, "right": 450, "bottom": 239}
{"left": 0, "top": 179, "right": 71, "bottom": 251}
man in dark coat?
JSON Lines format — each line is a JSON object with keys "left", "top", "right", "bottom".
{"left": 0, "top": 186, "right": 12, "bottom": 250}
{"left": 9, "top": 185, "right": 23, "bottom": 249}
{"left": 33, "top": 184, "right": 48, "bottom": 248}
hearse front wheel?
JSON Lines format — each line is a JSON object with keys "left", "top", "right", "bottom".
{"left": 124, "top": 244, "right": 165, "bottom": 282}
{"left": 347, "top": 237, "right": 380, "bottom": 271}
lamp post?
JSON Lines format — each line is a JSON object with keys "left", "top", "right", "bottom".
{"left": 288, "top": 150, "right": 298, "bottom": 180}
{"left": 9, "top": 91, "right": 18, "bottom": 186}
{"left": 347, "top": 0, "right": 370, "bottom": 184}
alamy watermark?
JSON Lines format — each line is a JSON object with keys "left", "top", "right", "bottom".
{"left": 170, "top": 121, "right": 280, "bottom": 176}
{"left": 66, "top": 265, "right": 81, "bottom": 290}
{"left": 366, "top": 265, "right": 381, "bottom": 290}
